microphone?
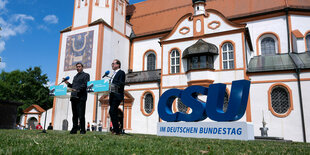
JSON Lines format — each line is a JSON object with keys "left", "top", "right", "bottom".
{"left": 102, "top": 70, "right": 110, "bottom": 78}
{"left": 59, "top": 76, "right": 70, "bottom": 85}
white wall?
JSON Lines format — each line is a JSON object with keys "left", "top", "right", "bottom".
{"left": 40, "top": 108, "right": 53, "bottom": 129}
{"left": 73, "top": 0, "right": 89, "bottom": 28}
{"left": 113, "top": 4, "right": 125, "bottom": 34}
{"left": 250, "top": 81, "right": 305, "bottom": 142}
{"left": 300, "top": 80, "right": 310, "bottom": 142}
{"left": 165, "top": 15, "right": 193, "bottom": 41}
{"left": 101, "top": 26, "right": 130, "bottom": 74}
{"left": 204, "top": 12, "right": 241, "bottom": 34}
{"left": 291, "top": 15, "right": 310, "bottom": 37}
{"left": 53, "top": 97, "right": 72, "bottom": 130}
{"left": 246, "top": 16, "right": 289, "bottom": 55}
{"left": 128, "top": 89, "right": 160, "bottom": 134}
{"left": 290, "top": 15, "right": 310, "bottom": 52}
{"left": 132, "top": 38, "right": 162, "bottom": 72}
{"left": 92, "top": 0, "right": 112, "bottom": 26}
{"left": 125, "top": 22, "right": 132, "bottom": 37}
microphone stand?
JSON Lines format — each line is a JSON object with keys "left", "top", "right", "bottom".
{"left": 102, "top": 76, "right": 112, "bottom": 133}
{"left": 122, "top": 98, "right": 125, "bottom": 134}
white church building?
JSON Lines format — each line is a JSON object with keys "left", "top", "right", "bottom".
{"left": 22, "top": 0, "right": 310, "bottom": 142}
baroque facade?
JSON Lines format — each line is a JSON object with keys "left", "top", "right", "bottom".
{"left": 22, "top": 0, "right": 310, "bottom": 142}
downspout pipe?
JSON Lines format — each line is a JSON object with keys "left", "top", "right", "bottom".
{"left": 286, "top": 5, "right": 307, "bottom": 142}
{"left": 295, "top": 68, "right": 306, "bottom": 143}
{"left": 289, "top": 54, "right": 307, "bottom": 143}
{"left": 157, "top": 78, "right": 161, "bottom": 122}
{"left": 285, "top": 8, "right": 291, "bottom": 53}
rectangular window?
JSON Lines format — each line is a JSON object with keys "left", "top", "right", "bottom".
{"left": 171, "top": 66, "right": 175, "bottom": 74}
{"left": 187, "top": 55, "right": 214, "bottom": 70}
{"left": 208, "top": 56, "right": 214, "bottom": 69}
{"left": 223, "top": 61, "right": 228, "bottom": 69}
{"left": 176, "top": 66, "right": 180, "bottom": 73}
{"left": 229, "top": 52, "right": 234, "bottom": 59}
{"left": 222, "top": 43, "right": 234, "bottom": 70}
{"left": 229, "top": 60, "right": 234, "bottom": 69}
{"left": 171, "top": 59, "right": 175, "bottom": 65}
{"left": 170, "top": 50, "right": 181, "bottom": 74}
{"left": 200, "top": 56, "right": 207, "bottom": 69}
{"left": 191, "top": 57, "right": 199, "bottom": 69}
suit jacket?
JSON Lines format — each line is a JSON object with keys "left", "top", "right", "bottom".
{"left": 68, "top": 71, "right": 90, "bottom": 101}
{"left": 110, "top": 69, "right": 126, "bottom": 99}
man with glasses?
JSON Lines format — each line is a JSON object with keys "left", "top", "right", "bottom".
{"left": 109, "top": 59, "right": 125, "bottom": 135}
{"left": 65, "top": 62, "right": 90, "bottom": 134}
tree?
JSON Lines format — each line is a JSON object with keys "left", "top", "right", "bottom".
{"left": 0, "top": 67, "right": 53, "bottom": 122}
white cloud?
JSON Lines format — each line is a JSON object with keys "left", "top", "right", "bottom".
{"left": 0, "top": 14, "right": 34, "bottom": 53}
{"left": 0, "top": 14, "right": 34, "bottom": 39}
{"left": 11, "top": 14, "right": 35, "bottom": 23}
{"left": 0, "top": 0, "right": 8, "bottom": 11}
{"left": 43, "top": 15, "right": 58, "bottom": 24}
{"left": 0, "top": 61, "right": 6, "bottom": 69}
{"left": 44, "top": 81, "right": 55, "bottom": 87}
{"left": 37, "top": 25, "right": 49, "bottom": 31}
{"left": 0, "top": 41, "right": 5, "bottom": 53}
{"left": 0, "top": 2, "right": 34, "bottom": 69}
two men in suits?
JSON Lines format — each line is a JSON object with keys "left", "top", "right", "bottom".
{"left": 109, "top": 59, "right": 125, "bottom": 135}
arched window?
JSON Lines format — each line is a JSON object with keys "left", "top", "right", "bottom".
{"left": 222, "top": 42, "right": 234, "bottom": 69}
{"left": 144, "top": 93, "right": 154, "bottom": 114}
{"left": 147, "top": 53, "right": 156, "bottom": 71}
{"left": 306, "top": 34, "right": 310, "bottom": 51}
{"left": 261, "top": 37, "right": 276, "bottom": 55}
{"left": 270, "top": 86, "right": 290, "bottom": 114}
{"left": 170, "top": 49, "right": 180, "bottom": 74}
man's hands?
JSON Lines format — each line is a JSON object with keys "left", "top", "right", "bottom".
{"left": 63, "top": 78, "right": 69, "bottom": 84}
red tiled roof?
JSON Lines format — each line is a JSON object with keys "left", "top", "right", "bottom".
{"left": 23, "top": 104, "right": 45, "bottom": 113}
{"left": 127, "top": 0, "right": 310, "bottom": 37}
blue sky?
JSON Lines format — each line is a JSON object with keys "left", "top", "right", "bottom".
{"left": 0, "top": 0, "right": 145, "bottom": 85}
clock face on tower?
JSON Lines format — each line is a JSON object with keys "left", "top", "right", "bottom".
{"left": 64, "top": 30, "right": 94, "bottom": 71}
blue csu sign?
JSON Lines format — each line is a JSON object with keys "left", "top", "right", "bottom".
{"left": 158, "top": 80, "right": 250, "bottom": 122}
{"left": 157, "top": 80, "right": 254, "bottom": 140}
{"left": 49, "top": 85, "right": 67, "bottom": 97}
{"left": 87, "top": 79, "right": 109, "bottom": 93}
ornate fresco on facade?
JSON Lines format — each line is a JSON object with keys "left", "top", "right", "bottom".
{"left": 64, "top": 31, "right": 94, "bottom": 71}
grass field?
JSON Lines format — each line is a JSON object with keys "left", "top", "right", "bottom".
{"left": 0, "top": 130, "right": 309, "bottom": 154}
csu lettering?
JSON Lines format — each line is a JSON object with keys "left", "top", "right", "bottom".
{"left": 158, "top": 80, "right": 250, "bottom": 122}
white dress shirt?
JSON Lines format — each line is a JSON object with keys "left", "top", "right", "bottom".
{"left": 111, "top": 69, "right": 120, "bottom": 83}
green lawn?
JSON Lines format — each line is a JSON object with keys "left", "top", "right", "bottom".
{"left": 0, "top": 130, "right": 309, "bottom": 154}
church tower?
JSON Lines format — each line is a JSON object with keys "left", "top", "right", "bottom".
{"left": 72, "top": 0, "right": 128, "bottom": 34}
{"left": 192, "top": 0, "right": 206, "bottom": 16}
{"left": 192, "top": 0, "right": 206, "bottom": 36}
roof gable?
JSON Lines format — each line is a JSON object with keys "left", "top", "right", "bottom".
{"left": 160, "top": 9, "right": 246, "bottom": 41}
{"left": 23, "top": 104, "right": 45, "bottom": 113}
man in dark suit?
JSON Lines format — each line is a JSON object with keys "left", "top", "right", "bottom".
{"left": 109, "top": 59, "right": 125, "bottom": 135}
{"left": 65, "top": 62, "right": 90, "bottom": 134}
